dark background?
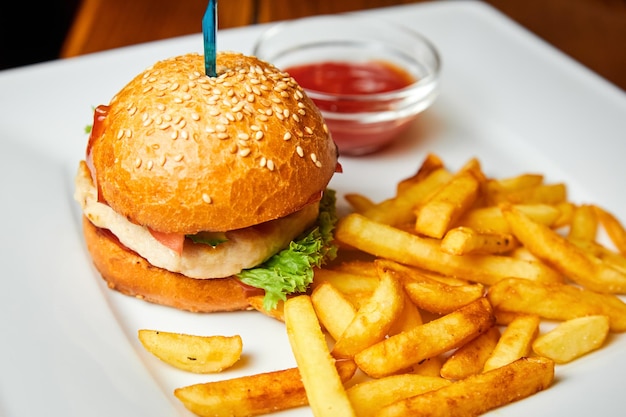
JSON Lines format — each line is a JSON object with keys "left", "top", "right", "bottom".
{"left": 0, "top": 1, "right": 79, "bottom": 70}
{"left": 2, "top": 0, "right": 625, "bottom": 92}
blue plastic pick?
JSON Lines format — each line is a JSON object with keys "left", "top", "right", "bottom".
{"left": 202, "top": 0, "right": 217, "bottom": 77}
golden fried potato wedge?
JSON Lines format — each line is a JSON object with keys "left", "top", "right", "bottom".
{"left": 501, "top": 203, "right": 626, "bottom": 293}
{"left": 490, "top": 183, "right": 567, "bottom": 205}
{"left": 347, "top": 374, "right": 451, "bottom": 417}
{"left": 594, "top": 205, "right": 626, "bottom": 255}
{"left": 415, "top": 170, "right": 482, "bottom": 239}
{"left": 362, "top": 168, "right": 452, "bottom": 226}
{"left": 440, "top": 326, "right": 501, "bottom": 380}
{"left": 355, "top": 298, "right": 495, "bottom": 378}
{"left": 332, "top": 263, "right": 404, "bottom": 358}
{"left": 404, "top": 279, "right": 485, "bottom": 315}
{"left": 567, "top": 204, "right": 598, "bottom": 241}
{"left": 344, "top": 193, "right": 376, "bottom": 213}
{"left": 311, "top": 281, "right": 357, "bottom": 341}
{"left": 487, "top": 278, "right": 626, "bottom": 332}
{"left": 335, "top": 214, "right": 562, "bottom": 286}
{"left": 388, "top": 289, "right": 423, "bottom": 336}
{"left": 138, "top": 330, "right": 242, "bottom": 374}
{"left": 532, "top": 315, "right": 610, "bottom": 363}
{"left": 483, "top": 315, "right": 540, "bottom": 372}
{"left": 454, "top": 204, "right": 561, "bottom": 234}
{"left": 175, "top": 360, "right": 357, "bottom": 417}
{"left": 377, "top": 357, "right": 554, "bottom": 417}
{"left": 284, "top": 295, "right": 356, "bottom": 417}
{"left": 441, "top": 226, "right": 518, "bottom": 255}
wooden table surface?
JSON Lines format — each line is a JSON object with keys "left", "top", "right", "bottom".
{"left": 60, "top": 0, "right": 626, "bottom": 91}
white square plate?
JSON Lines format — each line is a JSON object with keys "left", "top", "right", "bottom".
{"left": 1, "top": 2, "right": 625, "bottom": 416}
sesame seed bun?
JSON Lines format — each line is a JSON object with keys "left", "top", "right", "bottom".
{"left": 77, "top": 51, "right": 338, "bottom": 312}
{"left": 89, "top": 52, "right": 338, "bottom": 234}
{"left": 81, "top": 217, "right": 251, "bottom": 313}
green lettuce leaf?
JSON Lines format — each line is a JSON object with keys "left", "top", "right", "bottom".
{"left": 237, "top": 189, "right": 338, "bottom": 311}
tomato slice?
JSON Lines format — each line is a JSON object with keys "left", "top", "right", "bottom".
{"left": 149, "top": 229, "right": 185, "bottom": 255}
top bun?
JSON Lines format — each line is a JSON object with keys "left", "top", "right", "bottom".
{"left": 88, "top": 52, "right": 337, "bottom": 234}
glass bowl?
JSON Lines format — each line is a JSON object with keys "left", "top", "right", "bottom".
{"left": 252, "top": 14, "right": 441, "bottom": 156}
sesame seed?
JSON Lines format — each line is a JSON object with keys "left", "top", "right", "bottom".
{"left": 238, "top": 133, "right": 250, "bottom": 140}
{"left": 134, "top": 158, "right": 142, "bottom": 168}
{"left": 173, "top": 154, "right": 184, "bottom": 162}
{"left": 296, "top": 146, "right": 304, "bottom": 157}
{"left": 310, "top": 153, "right": 318, "bottom": 163}
{"left": 315, "top": 160, "right": 322, "bottom": 168}
{"left": 239, "top": 148, "right": 251, "bottom": 157}
{"left": 202, "top": 193, "right": 212, "bottom": 204}
{"left": 283, "top": 132, "right": 292, "bottom": 141}
{"left": 259, "top": 157, "right": 267, "bottom": 167}
{"left": 191, "top": 113, "right": 200, "bottom": 121}
{"left": 159, "top": 155, "right": 166, "bottom": 166}
{"left": 255, "top": 131, "right": 264, "bottom": 140}
{"left": 217, "top": 133, "right": 229, "bottom": 140}
{"left": 171, "top": 130, "right": 179, "bottom": 140}
{"left": 267, "top": 159, "right": 275, "bottom": 171}
{"left": 116, "top": 129, "right": 124, "bottom": 140}
{"left": 147, "top": 160, "right": 154, "bottom": 170}
{"left": 181, "top": 130, "right": 189, "bottom": 140}
{"left": 305, "top": 127, "right": 313, "bottom": 135}
{"left": 216, "top": 124, "right": 226, "bottom": 132}
{"left": 292, "top": 114, "right": 300, "bottom": 122}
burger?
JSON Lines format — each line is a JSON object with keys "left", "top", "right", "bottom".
{"left": 74, "top": 52, "right": 340, "bottom": 313}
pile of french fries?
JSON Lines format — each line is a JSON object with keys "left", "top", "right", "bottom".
{"left": 141, "top": 153, "right": 626, "bottom": 417}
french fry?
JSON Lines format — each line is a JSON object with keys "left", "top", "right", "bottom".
{"left": 441, "top": 226, "right": 518, "bottom": 255}
{"left": 501, "top": 203, "right": 626, "bottom": 293}
{"left": 344, "top": 193, "right": 376, "bottom": 213}
{"left": 415, "top": 170, "right": 482, "bottom": 238}
{"left": 454, "top": 204, "right": 561, "bottom": 234}
{"left": 532, "top": 315, "right": 610, "bottom": 364}
{"left": 404, "top": 279, "right": 485, "bottom": 315}
{"left": 569, "top": 238, "right": 626, "bottom": 275}
{"left": 138, "top": 330, "right": 242, "bottom": 374}
{"left": 311, "top": 281, "right": 357, "bottom": 341}
{"left": 487, "top": 278, "right": 626, "bottom": 332}
{"left": 332, "top": 263, "right": 404, "bottom": 358}
{"left": 284, "top": 295, "right": 356, "bottom": 417}
{"left": 485, "top": 173, "right": 544, "bottom": 195}
{"left": 440, "top": 326, "right": 501, "bottom": 380}
{"left": 412, "top": 355, "right": 445, "bottom": 377}
{"left": 354, "top": 298, "right": 495, "bottom": 378}
{"left": 347, "top": 374, "right": 451, "bottom": 417}
{"left": 482, "top": 315, "right": 540, "bottom": 372}
{"left": 388, "top": 289, "right": 423, "bottom": 336}
{"left": 377, "top": 259, "right": 484, "bottom": 315}
{"left": 567, "top": 204, "right": 598, "bottom": 241}
{"left": 396, "top": 153, "right": 446, "bottom": 194}
{"left": 552, "top": 201, "right": 576, "bottom": 229}
{"left": 594, "top": 205, "right": 626, "bottom": 255}
{"left": 376, "top": 357, "right": 554, "bottom": 417}
{"left": 489, "top": 183, "right": 567, "bottom": 205}
{"left": 335, "top": 213, "right": 563, "bottom": 286}
{"left": 312, "top": 267, "right": 379, "bottom": 298}
{"left": 361, "top": 168, "right": 452, "bottom": 226}
{"left": 247, "top": 296, "right": 284, "bottom": 321}
{"left": 175, "top": 360, "right": 357, "bottom": 417}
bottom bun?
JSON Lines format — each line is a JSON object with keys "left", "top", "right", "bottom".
{"left": 82, "top": 217, "right": 252, "bottom": 313}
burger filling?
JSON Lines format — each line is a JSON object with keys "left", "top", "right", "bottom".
{"left": 75, "top": 161, "right": 319, "bottom": 279}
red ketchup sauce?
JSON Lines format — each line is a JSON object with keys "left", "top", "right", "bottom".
{"left": 285, "top": 61, "right": 416, "bottom": 154}
{"left": 86, "top": 104, "right": 109, "bottom": 202}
